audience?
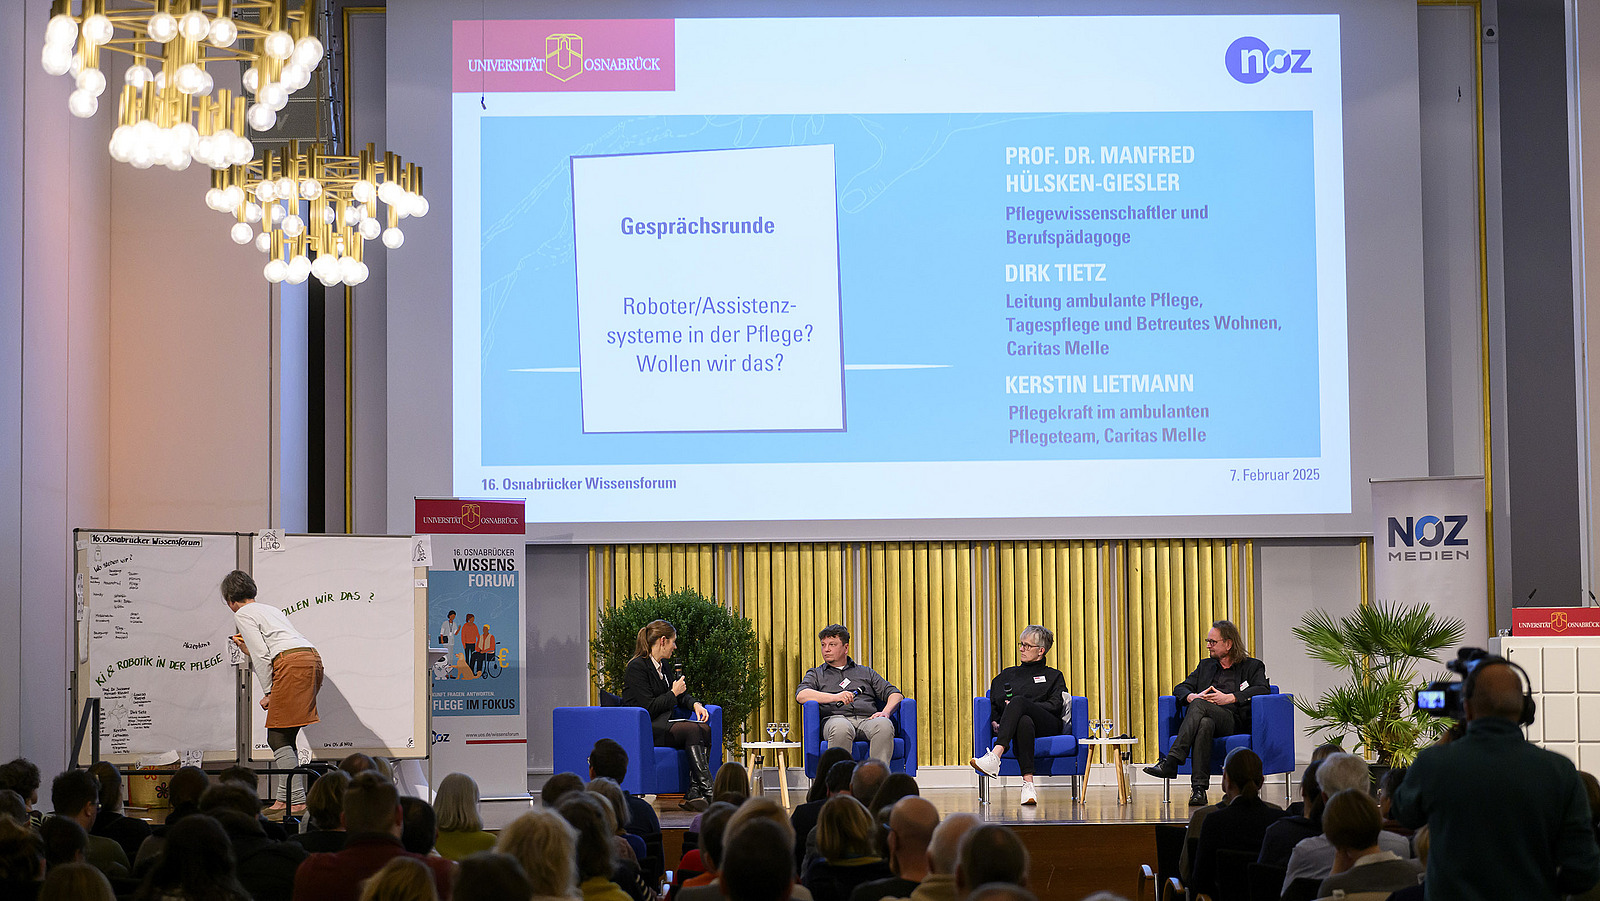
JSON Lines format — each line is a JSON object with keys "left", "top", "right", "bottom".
{"left": 895, "top": 808, "right": 976, "bottom": 901}
{"left": 688, "top": 798, "right": 816, "bottom": 901}
{"left": 359, "top": 856, "right": 440, "bottom": 901}
{"left": 849, "top": 762, "right": 890, "bottom": 819}
{"left": 802, "top": 796, "right": 892, "bottom": 901}
{"left": 793, "top": 759, "right": 856, "bottom": 872}
{"left": 38, "top": 815, "right": 86, "bottom": 869}
{"left": 163, "top": 766, "right": 212, "bottom": 825}
{"left": 956, "top": 825, "right": 1029, "bottom": 892}
{"left": 50, "top": 769, "right": 129, "bottom": 878}
{"left": 202, "top": 782, "right": 308, "bottom": 901}
{"left": 1315, "top": 789, "right": 1422, "bottom": 898}
{"left": 434, "top": 773, "right": 496, "bottom": 861}
{"left": 1375, "top": 766, "right": 1412, "bottom": 839}
{"left": 340, "top": 755, "right": 381, "bottom": 779}
{"left": 1190, "top": 748, "right": 1285, "bottom": 898}
{"left": 291, "top": 771, "right": 456, "bottom": 901}
{"left": 133, "top": 814, "right": 251, "bottom": 901}
{"left": 0, "top": 758, "right": 44, "bottom": 827}
{"left": 542, "top": 773, "right": 586, "bottom": 807}
{"left": 867, "top": 774, "right": 919, "bottom": 818}
{"left": 453, "top": 851, "right": 534, "bottom": 901}
{"left": 400, "top": 796, "right": 439, "bottom": 856}
{"left": 721, "top": 818, "right": 796, "bottom": 901}
{"left": 0, "top": 789, "right": 28, "bottom": 827}
{"left": 558, "top": 791, "right": 631, "bottom": 901}
{"left": 86, "top": 761, "right": 152, "bottom": 862}
{"left": 965, "top": 885, "right": 1038, "bottom": 901}
{"left": 849, "top": 796, "right": 938, "bottom": 901}
{"left": 0, "top": 815, "right": 44, "bottom": 900}
{"left": 806, "top": 750, "right": 855, "bottom": 804}
{"left": 39, "top": 860, "right": 115, "bottom": 901}
{"left": 1257, "top": 760, "right": 1323, "bottom": 868}
{"left": 677, "top": 802, "right": 738, "bottom": 893}
{"left": 293, "top": 770, "right": 353, "bottom": 853}
{"left": 497, "top": 808, "right": 581, "bottom": 901}
{"left": 1281, "top": 753, "right": 1411, "bottom": 892}
{"left": 587, "top": 778, "right": 643, "bottom": 864}
{"left": 587, "top": 740, "right": 665, "bottom": 885}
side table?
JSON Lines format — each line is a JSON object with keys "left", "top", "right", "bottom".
{"left": 740, "top": 740, "right": 803, "bottom": 807}
{"left": 1079, "top": 737, "right": 1138, "bottom": 804}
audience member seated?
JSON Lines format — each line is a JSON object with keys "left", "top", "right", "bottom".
{"left": 0, "top": 816, "right": 44, "bottom": 901}
{"left": 212, "top": 764, "right": 289, "bottom": 841}
{"left": 0, "top": 789, "right": 28, "bottom": 826}
{"left": 792, "top": 755, "right": 854, "bottom": 873}
{"left": 1282, "top": 753, "right": 1411, "bottom": 893}
{"left": 453, "top": 851, "right": 534, "bottom": 901}
{"left": 1386, "top": 825, "right": 1429, "bottom": 901}
{"left": 1313, "top": 789, "right": 1421, "bottom": 899}
{"left": 0, "top": 758, "right": 44, "bottom": 827}
{"left": 684, "top": 799, "right": 815, "bottom": 901}
{"left": 804, "top": 760, "right": 888, "bottom": 871}
{"left": 357, "top": 856, "right": 439, "bottom": 901}
{"left": 1258, "top": 760, "right": 1323, "bottom": 868}
{"left": 50, "top": 769, "right": 129, "bottom": 878}
{"left": 434, "top": 773, "right": 497, "bottom": 861}
{"left": 955, "top": 825, "right": 1029, "bottom": 894}
{"left": 1282, "top": 744, "right": 1341, "bottom": 818}
{"left": 1374, "top": 767, "right": 1412, "bottom": 840}
{"left": 543, "top": 773, "right": 586, "bottom": 808}
{"left": 588, "top": 740, "right": 664, "bottom": 885}
{"left": 685, "top": 762, "right": 750, "bottom": 852}
{"left": 867, "top": 774, "right": 919, "bottom": 819}
{"left": 133, "top": 766, "right": 211, "bottom": 875}
{"left": 673, "top": 802, "right": 736, "bottom": 898}
{"left": 1190, "top": 748, "right": 1286, "bottom": 898}
{"left": 588, "top": 778, "right": 643, "bottom": 864}
{"left": 801, "top": 796, "right": 892, "bottom": 901}
{"left": 292, "top": 771, "right": 352, "bottom": 853}
{"left": 203, "top": 782, "right": 308, "bottom": 901}
{"left": 340, "top": 754, "right": 381, "bottom": 779}
{"left": 38, "top": 815, "right": 87, "bottom": 869}
{"left": 291, "top": 771, "right": 456, "bottom": 901}
{"left": 965, "top": 885, "right": 1038, "bottom": 901}
{"left": 849, "top": 797, "right": 938, "bottom": 901}
{"left": 558, "top": 793, "right": 630, "bottom": 901}
{"left": 721, "top": 818, "right": 797, "bottom": 901}
{"left": 400, "top": 797, "right": 438, "bottom": 856}
{"left": 86, "top": 761, "right": 151, "bottom": 862}
{"left": 132, "top": 814, "right": 251, "bottom": 901}
{"left": 586, "top": 788, "right": 657, "bottom": 901}
{"left": 897, "top": 812, "right": 978, "bottom": 901}
{"left": 1177, "top": 768, "right": 1232, "bottom": 886}
{"left": 39, "top": 860, "right": 115, "bottom": 901}
{"left": 496, "top": 808, "right": 581, "bottom": 901}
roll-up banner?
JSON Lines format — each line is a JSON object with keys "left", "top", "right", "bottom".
{"left": 1370, "top": 476, "right": 1490, "bottom": 643}
{"left": 416, "top": 498, "right": 529, "bottom": 797}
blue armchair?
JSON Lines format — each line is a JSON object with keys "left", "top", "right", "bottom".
{"left": 972, "top": 694, "right": 1090, "bottom": 803}
{"left": 1155, "top": 687, "right": 1294, "bottom": 803}
{"left": 552, "top": 694, "right": 723, "bottom": 796}
{"left": 802, "top": 698, "right": 917, "bottom": 777}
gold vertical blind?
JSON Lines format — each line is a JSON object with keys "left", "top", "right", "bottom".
{"left": 586, "top": 538, "right": 1252, "bottom": 767}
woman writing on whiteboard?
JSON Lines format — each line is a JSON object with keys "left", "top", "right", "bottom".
{"left": 223, "top": 570, "right": 325, "bottom": 815}
{"left": 622, "top": 619, "right": 713, "bottom": 810}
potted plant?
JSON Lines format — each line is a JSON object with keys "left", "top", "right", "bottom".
{"left": 591, "top": 582, "right": 766, "bottom": 755}
{"left": 1292, "top": 600, "right": 1465, "bottom": 768}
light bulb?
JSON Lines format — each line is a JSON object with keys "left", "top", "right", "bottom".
{"left": 264, "top": 30, "right": 294, "bottom": 60}
{"left": 209, "top": 18, "right": 237, "bottom": 48}
{"left": 45, "top": 14, "right": 77, "bottom": 47}
{"left": 281, "top": 63, "right": 310, "bottom": 94}
{"left": 196, "top": 70, "right": 214, "bottom": 96}
{"left": 246, "top": 103, "right": 276, "bottom": 132}
{"left": 82, "top": 14, "right": 113, "bottom": 45}
{"left": 348, "top": 260, "right": 370, "bottom": 285}
{"left": 147, "top": 11, "right": 177, "bottom": 43}
{"left": 108, "top": 126, "right": 133, "bottom": 162}
{"left": 382, "top": 227, "right": 404, "bottom": 249}
{"left": 231, "top": 222, "right": 253, "bottom": 245}
{"left": 352, "top": 180, "right": 375, "bottom": 204}
{"left": 130, "top": 146, "right": 154, "bottom": 169}
{"left": 317, "top": 267, "right": 341, "bottom": 288}
{"left": 299, "top": 178, "right": 322, "bottom": 200}
{"left": 274, "top": 176, "right": 295, "bottom": 200}
{"left": 165, "top": 148, "right": 190, "bottom": 171}
{"left": 67, "top": 89, "right": 98, "bottom": 118}
{"left": 41, "top": 44, "right": 72, "bottom": 77}
{"left": 205, "top": 187, "right": 225, "bottom": 210}
{"left": 173, "top": 64, "right": 204, "bottom": 95}
{"left": 225, "top": 186, "right": 246, "bottom": 210}
{"left": 358, "top": 217, "right": 380, "bottom": 241}
{"left": 244, "top": 202, "right": 263, "bottom": 223}
{"left": 310, "top": 255, "right": 335, "bottom": 283}
{"left": 292, "top": 35, "right": 325, "bottom": 68}
{"left": 343, "top": 205, "right": 360, "bottom": 226}
{"left": 241, "top": 66, "right": 259, "bottom": 94}
{"left": 377, "top": 180, "right": 402, "bottom": 206}
{"left": 76, "top": 67, "right": 106, "bottom": 97}
{"left": 230, "top": 136, "right": 253, "bottom": 166}
{"left": 287, "top": 255, "right": 312, "bottom": 284}
{"left": 254, "top": 181, "right": 276, "bottom": 202}
{"left": 154, "top": 68, "right": 166, "bottom": 90}
{"left": 178, "top": 10, "right": 209, "bottom": 42}
{"left": 254, "top": 232, "right": 271, "bottom": 252}
{"left": 269, "top": 204, "right": 284, "bottom": 224}
{"left": 338, "top": 256, "right": 361, "bottom": 284}
{"left": 124, "top": 64, "right": 153, "bottom": 88}
{"left": 173, "top": 122, "right": 198, "bottom": 150}
{"left": 264, "top": 259, "right": 288, "bottom": 283}
{"left": 319, "top": 205, "right": 334, "bottom": 225}
{"left": 281, "top": 214, "right": 304, "bottom": 237}
{"left": 410, "top": 195, "right": 430, "bottom": 218}
{"left": 260, "top": 82, "right": 288, "bottom": 112}
{"left": 194, "top": 136, "right": 217, "bottom": 167}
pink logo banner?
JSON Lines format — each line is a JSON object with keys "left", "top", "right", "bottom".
{"left": 453, "top": 19, "right": 675, "bottom": 93}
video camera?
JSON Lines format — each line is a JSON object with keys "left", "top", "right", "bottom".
{"left": 1414, "top": 647, "right": 1498, "bottom": 720}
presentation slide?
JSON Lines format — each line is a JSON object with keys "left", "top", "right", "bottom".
{"left": 451, "top": 14, "right": 1350, "bottom": 524}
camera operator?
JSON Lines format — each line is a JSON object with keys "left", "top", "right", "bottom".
{"left": 1391, "top": 657, "right": 1600, "bottom": 900}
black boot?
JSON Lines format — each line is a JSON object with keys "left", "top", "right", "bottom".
{"left": 1143, "top": 756, "right": 1180, "bottom": 779}
{"left": 680, "top": 744, "right": 712, "bottom": 811}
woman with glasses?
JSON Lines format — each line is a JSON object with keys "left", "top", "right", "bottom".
{"left": 969, "top": 624, "right": 1067, "bottom": 806}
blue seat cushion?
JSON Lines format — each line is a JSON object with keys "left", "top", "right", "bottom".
{"left": 652, "top": 747, "right": 682, "bottom": 792}
{"left": 847, "top": 739, "right": 907, "bottom": 762}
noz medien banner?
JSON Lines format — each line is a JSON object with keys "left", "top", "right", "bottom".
{"left": 1370, "top": 476, "right": 1489, "bottom": 643}
{"left": 416, "top": 498, "right": 528, "bottom": 797}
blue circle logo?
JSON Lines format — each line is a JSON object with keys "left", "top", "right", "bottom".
{"left": 1225, "top": 36, "right": 1271, "bottom": 84}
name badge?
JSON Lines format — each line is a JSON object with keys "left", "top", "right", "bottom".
{"left": 1239, "top": 681, "right": 1249, "bottom": 690}
{"left": 840, "top": 678, "right": 851, "bottom": 688}
{"left": 1033, "top": 675, "right": 1047, "bottom": 683}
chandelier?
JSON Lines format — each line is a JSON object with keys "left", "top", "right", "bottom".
{"left": 208, "top": 140, "right": 428, "bottom": 286}
{"left": 40, "top": 0, "right": 322, "bottom": 171}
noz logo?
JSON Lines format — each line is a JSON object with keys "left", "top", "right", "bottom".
{"left": 1387, "top": 515, "right": 1469, "bottom": 548}
{"left": 432, "top": 731, "right": 451, "bottom": 745}
{"left": 1225, "top": 36, "right": 1312, "bottom": 84}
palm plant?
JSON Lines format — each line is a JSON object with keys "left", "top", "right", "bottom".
{"left": 1292, "top": 601, "right": 1464, "bottom": 767}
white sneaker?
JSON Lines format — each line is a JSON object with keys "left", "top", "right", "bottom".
{"left": 970, "top": 748, "right": 1001, "bottom": 778}
{"left": 1019, "top": 782, "right": 1038, "bottom": 806}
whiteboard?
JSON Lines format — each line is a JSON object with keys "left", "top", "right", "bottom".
{"left": 74, "top": 530, "right": 242, "bottom": 765}
{"left": 248, "top": 534, "right": 427, "bottom": 759}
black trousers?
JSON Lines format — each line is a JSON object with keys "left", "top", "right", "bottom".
{"left": 1166, "top": 698, "right": 1237, "bottom": 788}
{"left": 995, "top": 697, "right": 1062, "bottom": 775}
{"left": 654, "top": 720, "right": 711, "bottom": 750}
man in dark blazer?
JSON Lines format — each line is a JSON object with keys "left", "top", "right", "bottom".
{"left": 1144, "top": 619, "right": 1270, "bottom": 805}
{"left": 1189, "top": 748, "right": 1287, "bottom": 898}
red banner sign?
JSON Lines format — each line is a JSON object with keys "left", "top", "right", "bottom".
{"left": 415, "top": 498, "right": 525, "bottom": 535}
{"left": 1511, "top": 606, "right": 1600, "bottom": 636}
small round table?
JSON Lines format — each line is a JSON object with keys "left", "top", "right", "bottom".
{"left": 1079, "top": 737, "right": 1138, "bottom": 804}
{"left": 741, "top": 740, "right": 803, "bottom": 807}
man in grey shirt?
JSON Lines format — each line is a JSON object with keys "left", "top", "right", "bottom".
{"left": 797, "top": 624, "right": 904, "bottom": 764}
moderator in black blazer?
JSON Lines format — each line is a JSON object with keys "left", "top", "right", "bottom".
{"left": 1173, "top": 656, "right": 1270, "bottom": 727}
{"left": 622, "top": 655, "right": 700, "bottom": 739}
